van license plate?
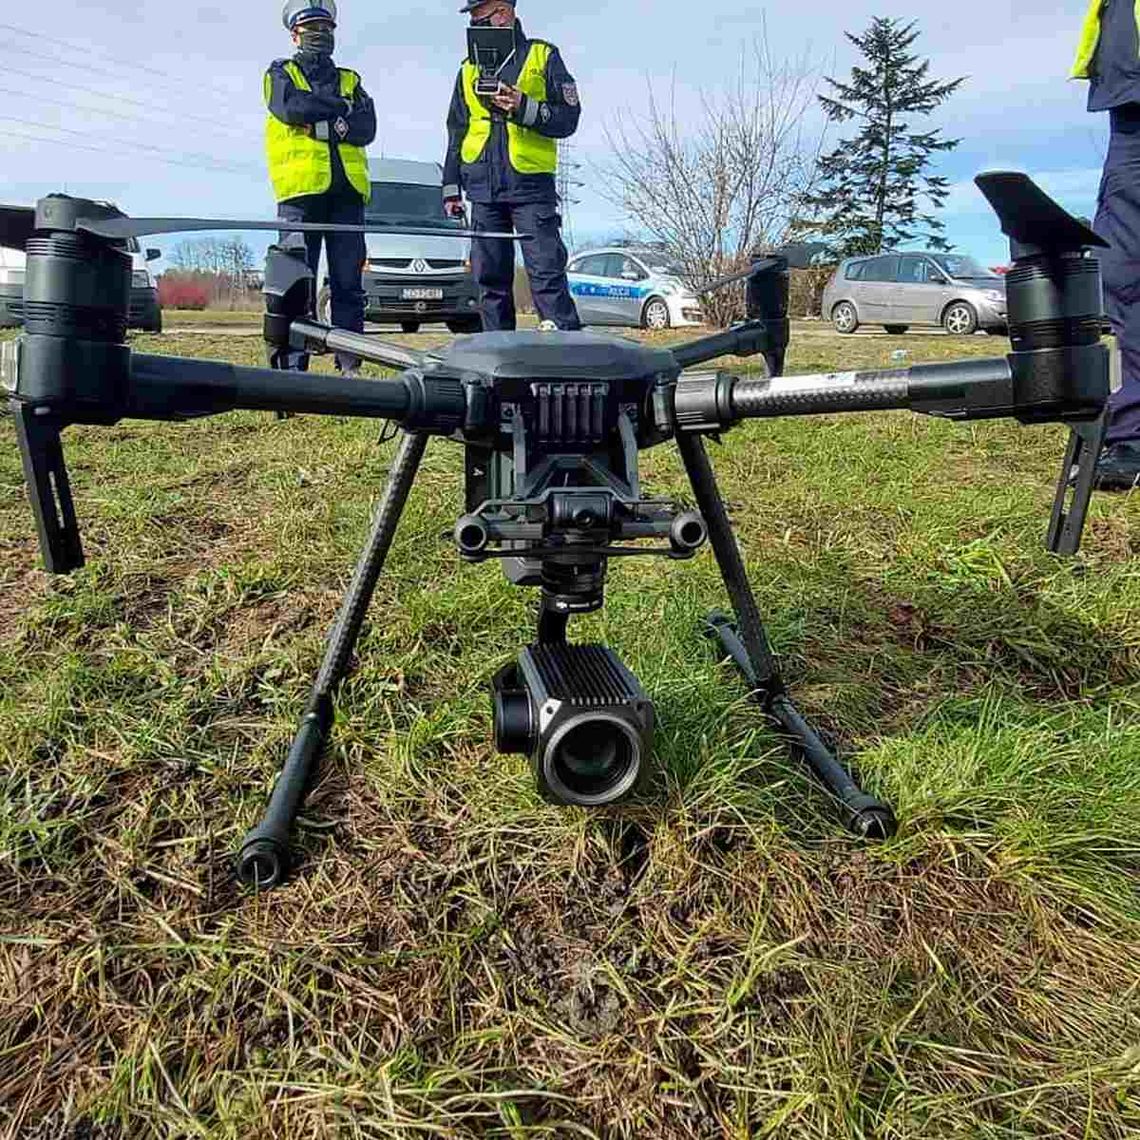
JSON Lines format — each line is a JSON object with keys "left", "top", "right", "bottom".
{"left": 402, "top": 288, "right": 443, "bottom": 300}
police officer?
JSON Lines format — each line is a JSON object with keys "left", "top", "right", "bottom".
{"left": 443, "top": 0, "right": 582, "bottom": 331}
{"left": 1074, "top": 0, "right": 1140, "bottom": 487}
{"left": 266, "top": 1, "right": 377, "bottom": 374}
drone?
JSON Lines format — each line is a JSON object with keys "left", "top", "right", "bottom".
{"left": 0, "top": 174, "right": 1111, "bottom": 891}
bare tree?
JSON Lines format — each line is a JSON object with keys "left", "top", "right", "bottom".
{"left": 595, "top": 32, "right": 825, "bottom": 326}
{"left": 169, "top": 235, "right": 255, "bottom": 309}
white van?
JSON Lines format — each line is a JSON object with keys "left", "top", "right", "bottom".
{"left": 0, "top": 236, "right": 162, "bottom": 332}
{"left": 319, "top": 158, "right": 482, "bottom": 334}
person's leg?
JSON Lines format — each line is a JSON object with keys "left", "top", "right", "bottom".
{"left": 1092, "top": 116, "right": 1140, "bottom": 486}
{"left": 471, "top": 201, "right": 517, "bottom": 331}
{"left": 325, "top": 195, "right": 367, "bottom": 373}
{"left": 513, "top": 201, "right": 582, "bottom": 331}
{"left": 276, "top": 198, "right": 325, "bottom": 371}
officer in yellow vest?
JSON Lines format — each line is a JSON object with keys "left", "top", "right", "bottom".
{"left": 1073, "top": 0, "right": 1140, "bottom": 487}
{"left": 266, "top": 0, "right": 376, "bottom": 373}
{"left": 443, "top": 0, "right": 582, "bottom": 331}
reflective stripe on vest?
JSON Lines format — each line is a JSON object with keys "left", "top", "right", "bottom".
{"left": 1072, "top": 0, "right": 1140, "bottom": 78}
{"left": 460, "top": 41, "right": 556, "bottom": 175}
{"left": 264, "top": 61, "right": 372, "bottom": 202}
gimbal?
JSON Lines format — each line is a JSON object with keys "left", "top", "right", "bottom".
{"left": 0, "top": 173, "right": 1111, "bottom": 889}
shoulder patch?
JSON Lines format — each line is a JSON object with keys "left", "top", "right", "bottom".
{"left": 562, "top": 82, "right": 579, "bottom": 107}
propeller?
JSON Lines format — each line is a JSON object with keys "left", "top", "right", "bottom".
{"left": 974, "top": 172, "right": 1107, "bottom": 254}
{"left": 78, "top": 216, "right": 524, "bottom": 243}
{"left": 694, "top": 241, "right": 830, "bottom": 296}
{"left": 0, "top": 195, "right": 524, "bottom": 251}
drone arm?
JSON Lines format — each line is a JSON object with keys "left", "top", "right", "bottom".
{"left": 287, "top": 319, "right": 427, "bottom": 371}
{"left": 126, "top": 352, "right": 464, "bottom": 428}
{"left": 675, "top": 351, "right": 1107, "bottom": 431}
{"left": 674, "top": 262, "right": 791, "bottom": 376}
{"left": 671, "top": 322, "right": 777, "bottom": 370}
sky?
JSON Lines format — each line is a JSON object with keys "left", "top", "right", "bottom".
{"left": 0, "top": 2, "right": 1107, "bottom": 271}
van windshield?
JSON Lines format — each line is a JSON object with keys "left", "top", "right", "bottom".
{"left": 931, "top": 254, "right": 997, "bottom": 280}
{"left": 366, "top": 182, "right": 461, "bottom": 228}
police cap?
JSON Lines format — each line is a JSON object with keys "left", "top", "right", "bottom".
{"left": 459, "top": 0, "right": 515, "bottom": 12}
{"left": 283, "top": 0, "right": 338, "bottom": 30}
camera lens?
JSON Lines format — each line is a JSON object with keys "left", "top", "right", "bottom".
{"left": 544, "top": 714, "right": 641, "bottom": 805}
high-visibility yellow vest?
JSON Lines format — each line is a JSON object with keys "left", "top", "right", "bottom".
{"left": 1072, "top": 0, "right": 1140, "bottom": 78}
{"left": 460, "top": 41, "right": 557, "bottom": 175}
{"left": 264, "top": 61, "right": 371, "bottom": 202}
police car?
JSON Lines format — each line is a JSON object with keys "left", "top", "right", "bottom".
{"left": 566, "top": 246, "right": 704, "bottom": 330}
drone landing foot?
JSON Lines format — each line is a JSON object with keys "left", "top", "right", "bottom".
{"left": 236, "top": 430, "right": 429, "bottom": 891}
{"left": 703, "top": 614, "right": 896, "bottom": 840}
{"left": 675, "top": 433, "right": 895, "bottom": 840}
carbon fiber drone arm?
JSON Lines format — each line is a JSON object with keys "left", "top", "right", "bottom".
{"left": 2, "top": 340, "right": 465, "bottom": 574}
{"left": 668, "top": 174, "right": 1113, "bottom": 556}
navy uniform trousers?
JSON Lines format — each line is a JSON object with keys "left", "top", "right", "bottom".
{"left": 471, "top": 201, "right": 581, "bottom": 331}
{"left": 1095, "top": 106, "right": 1140, "bottom": 444}
{"left": 277, "top": 192, "right": 366, "bottom": 372}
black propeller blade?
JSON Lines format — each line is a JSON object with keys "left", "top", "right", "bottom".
{"left": 5, "top": 196, "right": 525, "bottom": 247}
{"left": 975, "top": 171, "right": 1107, "bottom": 253}
{"left": 694, "top": 241, "right": 831, "bottom": 296}
{"left": 76, "top": 215, "right": 524, "bottom": 242}
{"left": 0, "top": 205, "right": 36, "bottom": 252}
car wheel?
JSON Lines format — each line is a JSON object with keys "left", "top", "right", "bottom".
{"left": 317, "top": 286, "right": 332, "bottom": 325}
{"left": 148, "top": 312, "right": 163, "bottom": 334}
{"left": 832, "top": 301, "right": 859, "bottom": 334}
{"left": 943, "top": 302, "right": 978, "bottom": 336}
{"left": 883, "top": 324, "right": 908, "bottom": 335}
{"left": 400, "top": 321, "right": 421, "bottom": 334}
{"left": 642, "top": 297, "right": 670, "bottom": 330}
{"left": 447, "top": 317, "right": 483, "bottom": 334}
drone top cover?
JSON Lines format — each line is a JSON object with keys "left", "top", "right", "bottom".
{"left": 432, "top": 330, "right": 679, "bottom": 383}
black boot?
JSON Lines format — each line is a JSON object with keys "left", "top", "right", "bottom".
{"left": 1094, "top": 442, "right": 1140, "bottom": 491}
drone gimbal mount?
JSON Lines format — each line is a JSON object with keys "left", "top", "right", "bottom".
{"left": 0, "top": 174, "right": 1111, "bottom": 889}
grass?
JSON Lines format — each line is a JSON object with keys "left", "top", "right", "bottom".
{"left": 1, "top": 322, "right": 1140, "bottom": 1137}
{"left": 162, "top": 310, "right": 263, "bottom": 326}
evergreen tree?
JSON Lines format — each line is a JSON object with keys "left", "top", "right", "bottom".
{"left": 803, "top": 18, "right": 964, "bottom": 257}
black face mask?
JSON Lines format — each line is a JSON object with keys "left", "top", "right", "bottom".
{"left": 471, "top": 16, "right": 493, "bottom": 25}
{"left": 298, "top": 27, "right": 335, "bottom": 57}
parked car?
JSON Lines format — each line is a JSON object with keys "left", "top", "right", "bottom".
{"left": 821, "top": 251, "right": 1007, "bottom": 336}
{"left": 0, "top": 236, "right": 162, "bottom": 332}
{"left": 566, "top": 246, "right": 703, "bottom": 330}
{"left": 0, "top": 246, "right": 22, "bottom": 329}
{"left": 319, "top": 158, "right": 481, "bottom": 334}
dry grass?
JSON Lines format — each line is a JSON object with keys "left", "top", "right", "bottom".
{"left": 1, "top": 323, "right": 1139, "bottom": 1137}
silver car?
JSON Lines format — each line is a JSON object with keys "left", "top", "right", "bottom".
{"left": 822, "top": 251, "right": 1007, "bottom": 336}
{"left": 567, "top": 246, "right": 704, "bottom": 330}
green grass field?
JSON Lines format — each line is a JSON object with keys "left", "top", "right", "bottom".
{"left": 1, "top": 323, "right": 1139, "bottom": 1138}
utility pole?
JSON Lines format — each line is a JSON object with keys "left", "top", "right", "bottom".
{"left": 557, "top": 141, "right": 586, "bottom": 251}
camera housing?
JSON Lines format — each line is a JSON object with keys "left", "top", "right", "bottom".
{"left": 493, "top": 644, "right": 654, "bottom": 807}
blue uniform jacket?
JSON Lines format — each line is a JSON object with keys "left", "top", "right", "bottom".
{"left": 266, "top": 53, "right": 378, "bottom": 201}
{"left": 1088, "top": 0, "right": 1140, "bottom": 111}
{"left": 443, "top": 21, "right": 580, "bottom": 205}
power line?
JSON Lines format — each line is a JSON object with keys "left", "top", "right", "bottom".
{"left": 0, "top": 22, "right": 253, "bottom": 110}
{"left": 0, "top": 63, "right": 257, "bottom": 145}
{"left": 0, "top": 83, "right": 257, "bottom": 153}
{"left": 0, "top": 126, "right": 260, "bottom": 180}
{"left": 0, "top": 116, "right": 263, "bottom": 177}
{"left": 0, "top": 43, "right": 262, "bottom": 132}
